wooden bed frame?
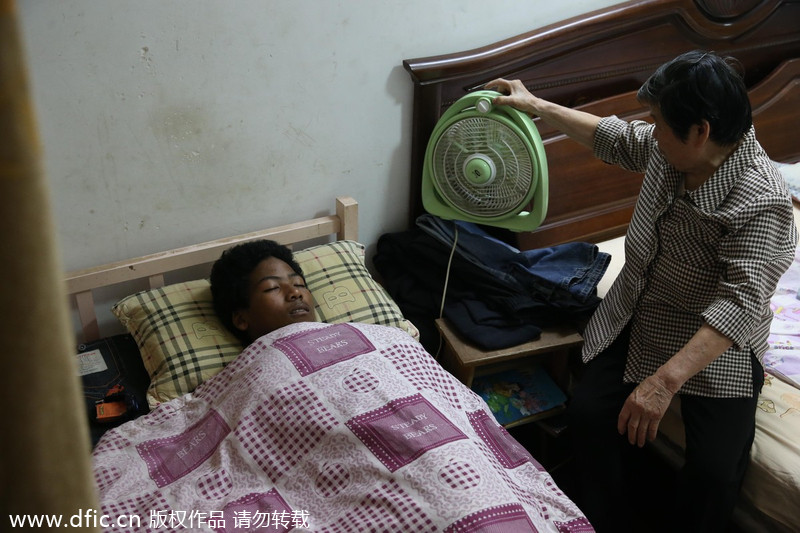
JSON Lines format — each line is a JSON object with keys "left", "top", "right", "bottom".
{"left": 404, "top": 0, "right": 800, "bottom": 250}
{"left": 65, "top": 196, "right": 358, "bottom": 343}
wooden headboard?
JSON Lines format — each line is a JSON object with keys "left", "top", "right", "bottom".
{"left": 65, "top": 196, "right": 358, "bottom": 343}
{"left": 403, "top": 0, "right": 800, "bottom": 249}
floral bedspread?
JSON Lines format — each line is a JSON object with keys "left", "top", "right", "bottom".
{"left": 92, "top": 321, "right": 592, "bottom": 532}
{"left": 767, "top": 246, "right": 800, "bottom": 389}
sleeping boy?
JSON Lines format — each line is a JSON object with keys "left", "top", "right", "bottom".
{"left": 92, "top": 238, "right": 593, "bottom": 531}
{"left": 210, "top": 239, "right": 317, "bottom": 344}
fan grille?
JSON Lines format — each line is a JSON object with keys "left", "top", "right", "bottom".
{"left": 431, "top": 115, "right": 533, "bottom": 218}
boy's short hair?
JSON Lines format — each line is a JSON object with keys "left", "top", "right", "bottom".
{"left": 210, "top": 239, "right": 304, "bottom": 341}
{"left": 637, "top": 50, "right": 751, "bottom": 145}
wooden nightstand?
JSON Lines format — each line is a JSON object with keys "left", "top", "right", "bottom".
{"left": 434, "top": 318, "right": 584, "bottom": 389}
{"left": 434, "top": 318, "right": 584, "bottom": 467}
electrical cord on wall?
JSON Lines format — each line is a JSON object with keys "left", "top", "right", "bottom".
{"left": 433, "top": 223, "right": 459, "bottom": 360}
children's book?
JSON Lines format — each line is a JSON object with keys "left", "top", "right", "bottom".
{"left": 471, "top": 365, "right": 567, "bottom": 427}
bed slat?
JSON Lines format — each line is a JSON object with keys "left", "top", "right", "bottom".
{"left": 148, "top": 274, "right": 165, "bottom": 290}
{"left": 74, "top": 290, "right": 100, "bottom": 343}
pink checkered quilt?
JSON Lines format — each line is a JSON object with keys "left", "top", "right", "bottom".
{"left": 92, "top": 322, "right": 593, "bottom": 532}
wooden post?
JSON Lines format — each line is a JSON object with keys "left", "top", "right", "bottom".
{"left": 0, "top": 1, "right": 99, "bottom": 529}
{"left": 336, "top": 196, "right": 358, "bottom": 242}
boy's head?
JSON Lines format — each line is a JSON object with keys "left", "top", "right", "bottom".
{"left": 210, "top": 240, "right": 316, "bottom": 343}
{"left": 637, "top": 50, "right": 751, "bottom": 146}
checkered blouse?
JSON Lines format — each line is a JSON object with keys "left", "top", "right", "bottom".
{"left": 582, "top": 117, "right": 798, "bottom": 397}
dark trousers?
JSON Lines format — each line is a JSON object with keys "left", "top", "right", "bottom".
{"left": 567, "top": 326, "right": 763, "bottom": 533}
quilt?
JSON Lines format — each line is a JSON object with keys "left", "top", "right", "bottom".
{"left": 92, "top": 321, "right": 593, "bottom": 532}
{"left": 766, "top": 245, "right": 800, "bottom": 389}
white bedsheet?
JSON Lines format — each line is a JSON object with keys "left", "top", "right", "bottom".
{"left": 742, "top": 374, "right": 800, "bottom": 530}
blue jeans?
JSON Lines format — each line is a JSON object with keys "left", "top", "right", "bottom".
{"left": 416, "top": 214, "right": 610, "bottom": 309}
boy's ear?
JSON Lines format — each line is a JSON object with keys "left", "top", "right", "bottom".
{"left": 232, "top": 310, "right": 249, "bottom": 332}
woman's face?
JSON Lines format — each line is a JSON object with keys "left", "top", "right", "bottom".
{"left": 650, "top": 105, "right": 694, "bottom": 172}
{"left": 233, "top": 257, "right": 316, "bottom": 341}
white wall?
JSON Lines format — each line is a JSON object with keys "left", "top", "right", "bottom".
{"left": 19, "top": 0, "right": 622, "bottom": 272}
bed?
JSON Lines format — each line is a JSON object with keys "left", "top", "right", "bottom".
{"left": 402, "top": 0, "right": 800, "bottom": 531}
{"left": 66, "top": 197, "right": 593, "bottom": 532}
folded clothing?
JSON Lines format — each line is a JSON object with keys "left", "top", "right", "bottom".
{"left": 375, "top": 216, "right": 608, "bottom": 352}
{"left": 444, "top": 298, "right": 542, "bottom": 350}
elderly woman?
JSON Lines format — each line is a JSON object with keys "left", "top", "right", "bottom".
{"left": 488, "top": 51, "right": 797, "bottom": 532}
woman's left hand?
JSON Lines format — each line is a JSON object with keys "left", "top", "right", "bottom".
{"left": 617, "top": 374, "right": 675, "bottom": 447}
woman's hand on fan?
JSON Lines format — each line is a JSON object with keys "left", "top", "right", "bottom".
{"left": 485, "top": 78, "right": 538, "bottom": 115}
{"left": 486, "top": 78, "right": 600, "bottom": 150}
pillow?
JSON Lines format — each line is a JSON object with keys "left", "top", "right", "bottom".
{"left": 294, "top": 240, "right": 419, "bottom": 338}
{"left": 113, "top": 240, "right": 419, "bottom": 406}
{"left": 112, "top": 280, "right": 243, "bottom": 407}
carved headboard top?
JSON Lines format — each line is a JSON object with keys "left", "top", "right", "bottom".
{"left": 403, "top": 0, "right": 800, "bottom": 247}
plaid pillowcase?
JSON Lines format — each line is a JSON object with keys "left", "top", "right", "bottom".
{"left": 112, "top": 280, "right": 243, "bottom": 407}
{"left": 113, "top": 241, "right": 419, "bottom": 407}
{"left": 295, "top": 240, "right": 419, "bottom": 338}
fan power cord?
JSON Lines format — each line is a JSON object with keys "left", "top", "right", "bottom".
{"left": 434, "top": 223, "right": 458, "bottom": 360}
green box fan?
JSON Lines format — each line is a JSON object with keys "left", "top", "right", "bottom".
{"left": 422, "top": 90, "right": 548, "bottom": 232}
